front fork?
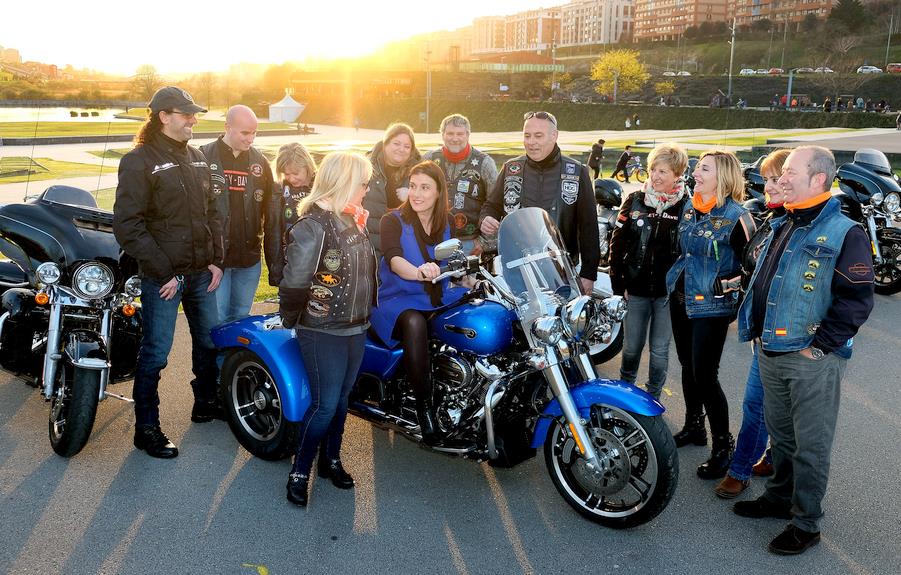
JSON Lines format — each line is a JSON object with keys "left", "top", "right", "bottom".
{"left": 41, "top": 303, "right": 114, "bottom": 401}
{"left": 541, "top": 348, "right": 601, "bottom": 465}
{"left": 866, "top": 213, "right": 884, "bottom": 265}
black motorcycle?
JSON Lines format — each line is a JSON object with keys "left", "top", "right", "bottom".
{"left": 742, "top": 155, "right": 768, "bottom": 221}
{"left": 836, "top": 149, "right": 901, "bottom": 294}
{"left": 591, "top": 178, "right": 625, "bottom": 365}
{"left": 0, "top": 186, "right": 142, "bottom": 456}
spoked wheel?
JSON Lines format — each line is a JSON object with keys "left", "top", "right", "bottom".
{"left": 221, "top": 350, "right": 298, "bottom": 460}
{"left": 635, "top": 169, "right": 648, "bottom": 183}
{"left": 874, "top": 232, "right": 901, "bottom": 295}
{"left": 544, "top": 405, "right": 678, "bottom": 528}
{"left": 614, "top": 171, "right": 626, "bottom": 183}
{"left": 49, "top": 363, "right": 101, "bottom": 457}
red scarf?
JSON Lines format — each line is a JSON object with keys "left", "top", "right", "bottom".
{"left": 341, "top": 203, "right": 369, "bottom": 230}
{"left": 692, "top": 192, "right": 718, "bottom": 214}
{"left": 442, "top": 144, "right": 471, "bottom": 164}
{"left": 785, "top": 191, "right": 831, "bottom": 212}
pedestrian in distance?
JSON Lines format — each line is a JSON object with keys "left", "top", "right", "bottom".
{"left": 587, "top": 138, "right": 605, "bottom": 180}
{"left": 610, "top": 145, "right": 634, "bottom": 183}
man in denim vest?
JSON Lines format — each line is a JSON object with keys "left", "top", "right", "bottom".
{"left": 734, "top": 146, "right": 874, "bottom": 554}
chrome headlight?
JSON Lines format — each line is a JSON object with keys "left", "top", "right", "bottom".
{"left": 124, "top": 275, "right": 142, "bottom": 297}
{"left": 36, "top": 262, "right": 61, "bottom": 285}
{"left": 562, "top": 295, "right": 596, "bottom": 341}
{"left": 72, "top": 262, "right": 114, "bottom": 299}
{"left": 883, "top": 192, "right": 901, "bottom": 214}
{"left": 602, "top": 295, "right": 628, "bottom": 322}
{"left": 531, "top": 316, "right": 563, "bottom": 345}
{"left": 871, "top": 192, "right": 884, "bottom": 206}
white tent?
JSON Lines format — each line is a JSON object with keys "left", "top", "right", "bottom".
{"left": 268, "top": 92, "right": 304, "bottom": 123}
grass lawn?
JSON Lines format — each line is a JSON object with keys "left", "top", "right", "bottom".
{"left": 0, "top": 119, "right": 293, "bottom": 139}
{"left": 0, "top": 157, "right": 106, "bottom": 183}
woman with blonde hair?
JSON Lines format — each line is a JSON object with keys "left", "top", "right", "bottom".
{"left": 610, "top": 143, "right": 689, "bottom": 400}
{"left": 665, "top": 150, "right": 756, "bottom": 480}
{"left": 279, "top": 151, "right": 376, "bottom": 507}
{"left": 270, "top": 142, "right": 319, "bottom": 286}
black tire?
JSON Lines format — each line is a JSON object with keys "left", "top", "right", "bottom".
{"left": 589, "top": 321, "right": 624, "bottom": 365}
{"left": 544, "top": 406, "right": 678, "bottom": 528}
{"left": 220, "top": 349, "right": 298, "bottom": 461}
{"left": 49, "top": 363, "right": 100, "bottom": 457}
{"left": 614, "top": 171, "right": 626, "bottom": 183}
{"left": 873, "top": 231, "right": 901, "bottom": 295}
{"left": 635, "top": 169, "right": 648, "bottom": 183}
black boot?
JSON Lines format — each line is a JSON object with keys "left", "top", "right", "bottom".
{"left": 697, "top": 433, "right": 735, "bottom": 479}
{"left": 286, "top": 473, "right": 309, "bottom": 506}
{"left": 673, "top": 412, "right": 707, "bottom": 447}
{"left": 416, "top": 400, "right": 439, "bottom": 445}
{"left": 318, "top": 458, "right": 354, "bottom": 489}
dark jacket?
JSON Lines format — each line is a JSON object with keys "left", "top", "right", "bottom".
{"left": 278, "top": 206, "right": 376, "bottom": 332}
{"left": 199, "top": 138, "right": 279, "bottom": 272}
{"left": 480, "top": 146, "right": 600, "bottom": 281}
{"left": 609, "top": 190, "right": 685, "bottom": 297}
{"left": 269, "top": 182, "right": 312, "bottom": 286}
{"left": 113, "top": 131, "right": 224, "bottom": 283}
{"left": 362, "top": 140, "right": 422, "bottom": 256}
{"left": 587, "top": 142, "right": 604, "bottom": 169}
{"left": 423, "top": 146, "right": 498, "bottom": 240}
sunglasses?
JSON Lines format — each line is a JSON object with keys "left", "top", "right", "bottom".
{"left": 523, "top": 111, "right": 557, "bottom": 126}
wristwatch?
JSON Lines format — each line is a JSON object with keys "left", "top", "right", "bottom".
{"left": 809, "top": 346, "right": 825, "bottom": 360}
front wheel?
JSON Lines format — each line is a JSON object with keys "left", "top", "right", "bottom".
{"left": 873, "top": 230, "right": 901, "bottom": 295}
{"left": 544, "top": 405, "right": 678, "bottom": 528}
{"left": 635, "top": 169, "right": 648, "bottom": 183}
{"left": 220, "top": 349, "right": 298, "bottom": 460}
{"left": 49, "top": 363, "right": 101, "bottom": 457}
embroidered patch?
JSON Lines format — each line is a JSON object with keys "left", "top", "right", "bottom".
{"left": 315, "top": 272, "right": 342, "bottom": 287}
{"left": 775, "top": 328, "right": 788, "bottom": 336}
{"left": 684, "top": 211, "right": 693, "bottom": 221}
{"left": 618, "top": 213, "right": 628, "bottom": 222}
{"left": 704, "top": 230, "right": 713, "bottom": 238}
{"left": 253, "top": 189, "right": 264, "bottom": 202}
{"left": 807, "top": 323, "right": 820, "bottom": 335}
{"left": 848, "top": 262, "right": 870, "bottom": 277}
{"left": 457, "top": 180, "right": 470, "bottom": 193}
{"left": 503, "top": 177, "right": 522, "bottom": 214}
{"left": 307, "top": 300, "right": 329, "bottom": 317}
{"left": 564, "top": 163, "right": 577, "bottom": 175}
{"left": 210, "top": 163, "right": 218, "bottom": 171}
{"left": 454, "top": 213, "right": 467, "bottom": 230}
{"left": 323, "top": 249, "right": 342, "bottom": 271}
{"left": 507, "top": 162, "right": 522, "bottom": 175}
{"left": 561, "top": 181, "right": 579, "bottom": 205}
{"left": 636, "top": 219, "right": 645, "bottom": 227}
{"left": 284, "top": 207, "right": 293, "bottom": 220}
{"left": 631, "top": 211, "right": 640, "bottom": 219}
{"left": 454, "top": 193, "right": 465, "bottom": 210}
{"left": 250, "top": 163, "right": 263, "bottom": 178}
{"left": 310, "top": 286, "right": 334, "bottom": 301}
{"left": 694, "top": 295, "right": 705, "bottom": 301}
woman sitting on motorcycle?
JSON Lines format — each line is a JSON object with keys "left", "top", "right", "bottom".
{"left": 665, "top": 150, "right": 756, "bottom": 480}
{"left": 278, "top": 151, "right": 376, "bottom": 507}
{"left": 609, "top": 143, "right": 688, "bottom": 400}
{"left": 369, "top": 160, "right": 467, "bottom": 444}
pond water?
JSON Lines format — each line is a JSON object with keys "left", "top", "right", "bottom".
{"left": 0, "top": 107, "right": 134, "bottom": 122}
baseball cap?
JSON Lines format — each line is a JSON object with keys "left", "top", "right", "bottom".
{"left": 148, "top": 86, "right": 207, "bottom": 114}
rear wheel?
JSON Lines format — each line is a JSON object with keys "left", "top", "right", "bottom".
{"left": 614, "top": 171, "right": 626, "bottom": 183}
{"left": 220, "top": 349, "right": 298, "bottom": 460}
{"left": 49, "top": 363, "right": 100, "bottom": 457}
{"left": 544, "top": 405, "right": 678, "bottom": 528}
{"left": 874, "top": 231, "right": 901, "bottom": 295}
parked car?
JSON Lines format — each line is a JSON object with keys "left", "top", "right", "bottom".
{"left": 768, "top": 68, "right": 785, "bottom": 75}
{"left": 815, "top": 66, "right": 835, "bottom": 73}
{"left": 739, "top": 68, "right": 756, "bottom": 76}
{"left": 756, "top": 68, "right": 768, "bottom": 75}
{"left": 857, "top": 65, "right": 883, "bottom": 74}
{"left": 662, "top": 71, "right": 676, "bottom": 77}
{"left": 677, "top": 70, "right": 692, "bottom": 76}
{"left": 795, "top": 67, "right": 815, "bottom": 74}
{"left": 886, "top": 63, "right": 901, "bottom": 73}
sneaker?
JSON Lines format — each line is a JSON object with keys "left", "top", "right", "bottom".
{"left": 768, "top": 524, "right": 821, "bottom": 555}
{"left": 134, "top": 426, "right": 178, "bottom": 459}
{"left": 191, "top": 400, "right": 225, "bottom": 423}
{"left": 733, "top": 496, "right": 792, "bottom": 520}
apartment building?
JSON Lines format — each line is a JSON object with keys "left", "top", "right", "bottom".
{"left": 559, "top": 0, "right": 634, "bottom": 46}
{"left": 734, "top": 0, "right": 832, "bottom": 28}
{"left": 633, "top": 0, "right": 731, "bottom": 41}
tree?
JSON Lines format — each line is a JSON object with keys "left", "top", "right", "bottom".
{"left": 809, "top": 35, "right": 873, "bottom": 103}
{"left": 751, "top": 18, "right": 773, "bottom": 33}
{"left": 131, "top": 65, "right": 163, "bottom": 102}
{"left": 590, "top": 49, "right": 650, "bottom": 98}
{"left": 654, "top": 81, "right": 676, "bottom": 97}
{"left": 801, "top": 13, "right": 820, "bottom": 33}
{"left": 828, "top": 0, "right": 872, "bottom": 33}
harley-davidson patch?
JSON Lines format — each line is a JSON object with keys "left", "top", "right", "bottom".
{"left": 307, "top": 300, "right": 329, "bottom": 317}
{"left": 253, "top": 189, "right": 264, "bottom": 202}
{"left": 561, "top": 181, "right": 579, "bottom": 205}
{"left": 250, "top": 163, "right": 263, "bottom": 178}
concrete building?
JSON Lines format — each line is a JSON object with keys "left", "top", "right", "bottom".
{"left": 633, "top": 0, "right": 731, "bottom": 41}
{"left": 734, "top": 0, "right": 832, "bottom": 29}
{"left": 1, "top": 48, "right": 22, "bottom": 64}
{"left": 560, "top": 0, "right": 634, "bottom": 46}
{"left": 473, "top": 16, "right": 506, "bottom": 54}
{"left": 504, "top": 7, "right": 562, "bottom": 53}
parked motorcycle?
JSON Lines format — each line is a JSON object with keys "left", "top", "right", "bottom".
{"left": 742, "top": 155, "right": 767, "bottom": 220}
{"left": 212, "top": 208, "right": 678, "bottom": 528}
{"left": 836, "top": 149, "right": 901, "bottom": 294}
{"left": 589, "top": 178, "right": 625, "bottom": 365}
{"left": 0, "top": 186, "right": 143, "bottom": 456}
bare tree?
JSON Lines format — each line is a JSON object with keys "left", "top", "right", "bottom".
{"left": 808, "top": 36, "right": 874, "bottom": 104}
{"left": 131, "top": 65, "right": 163, "bottom": 102}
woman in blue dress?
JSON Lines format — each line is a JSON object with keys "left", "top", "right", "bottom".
{"left": 369, "top": 160, "right": 466, "bottom": 444}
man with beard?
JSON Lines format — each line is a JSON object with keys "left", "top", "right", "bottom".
{"left": 480, "top": 111, "right": 599, "bottom": 294}
{"left": 424, "top": 114, "right": 498, "bottom": 255}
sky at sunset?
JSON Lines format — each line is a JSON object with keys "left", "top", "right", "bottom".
{"left": 3, "top": 0, "right": 553, "bottom": 75}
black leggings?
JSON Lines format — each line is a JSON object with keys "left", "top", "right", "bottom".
{"left": 669, "top": 300, "right": 732, "bottom": 437}
{"left": 394, "top": 310, "right": 431, "bottom": 402}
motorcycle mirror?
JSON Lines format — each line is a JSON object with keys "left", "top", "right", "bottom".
{"left": 435, "top": 239, "right": 462, "bottom": 260}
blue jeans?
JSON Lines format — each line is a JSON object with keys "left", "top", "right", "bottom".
{"left": 133, "top": 270, "right": 219, "bottom": 427}
{"left": 728, "top": 345, "right": 770, "bottom": 480}
{"left": 619, "top": 295, "right": 671, "bottom": 399}
{"left": 291, "top": 330, "right": 366, "bottom": 476}
{"left": 215, "top": 260, "right": 262, "bottom": 324}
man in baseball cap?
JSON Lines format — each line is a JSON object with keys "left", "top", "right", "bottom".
{"left": 148, "top": 86, "right": 208, "bottom": 115}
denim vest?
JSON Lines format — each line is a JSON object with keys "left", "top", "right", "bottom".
{"left": 666, "top": 199, "right": 747, "bottom": 318}
{"left": 737, "top": 197, "right": 857, "bottom": 358}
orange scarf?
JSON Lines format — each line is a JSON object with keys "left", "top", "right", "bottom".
{"left": 785, "top": 191, "right": 832, "bottom": 212}
{"left": 341, "top": 203, "right": 370, "bottom": 230}
{"left": 692, "top": 192, "right": 717, "bottom": 213}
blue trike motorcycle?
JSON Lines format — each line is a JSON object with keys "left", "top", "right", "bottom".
{"left": 211, "top": 208, "right": 678, "bottom": 528}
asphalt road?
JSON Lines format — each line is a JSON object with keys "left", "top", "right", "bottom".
{"left": 1, "top": 294, "right": 900, "bottom": 575}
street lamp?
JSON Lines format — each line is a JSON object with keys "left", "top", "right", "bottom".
{"left": 727, "top": 18, "right": 736, "bottom": 103}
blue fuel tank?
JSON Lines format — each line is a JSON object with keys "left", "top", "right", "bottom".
{"left": 429, "top": 299, "right": 517, "bottom": 356}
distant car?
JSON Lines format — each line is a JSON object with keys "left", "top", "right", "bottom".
{"left": 795, "top": 67, "right": 814, "bottom": 74}
{"left": 886, "top": 63, "right": 901, "bottom": 73}
{"left": 662, "top": 71, "right": 676, "bottom": 77}
{"left": 739, "top": 68, "right": 756, "bottom": 76}
{"left": 768, "top": 68, "right": 785, "bottom": 75}
{"left": 857, "top": 65, "right": 883, "bottom": 74}
{"left": 677, "top": 70, "right": 692, "bottom": 76}
{"left": 814, "top": 66, "right": 835, "bottom": 73}
{"left": 756, "top": 69, "right": 769, "bottom": 75}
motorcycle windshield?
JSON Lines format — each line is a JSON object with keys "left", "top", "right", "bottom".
{"left": 497, "top": 207, "right": 581, "bottom": 318}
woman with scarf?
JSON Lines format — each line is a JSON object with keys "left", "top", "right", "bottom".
{"left": 609, "top": 143, "right": 689, "bottom": 400}
{"left": 279, "top": 152, "right": 376, "bottom": 507}
{"left": 369, "top": 160, "right": 467, "bottom": 445}
{"left": 269, "top": 142, "right": 318, "bottom": 286}
{"left": 713, "top": 148, "right": 790, "bottom": 498}
{"left": 666, "top": 150, "right": 756, "bottom": 480}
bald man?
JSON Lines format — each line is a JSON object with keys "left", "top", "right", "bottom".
{"left": 200, "top": 105, "right": 279, "bottom": 324}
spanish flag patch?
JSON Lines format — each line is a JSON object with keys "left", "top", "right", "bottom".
{"left": 694, "top": 295, "right": 705, "bottom": 301}
{"left": 775, "top": 328, "right": 788, "bottom": 336}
